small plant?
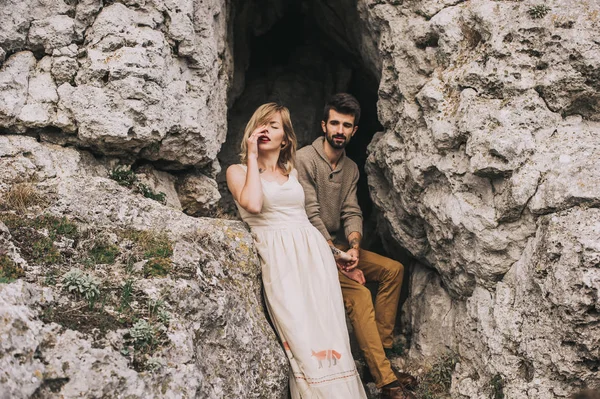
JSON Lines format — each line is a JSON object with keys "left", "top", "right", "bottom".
{"left": 157, "top": 307, "right": 171, "bottom": 325}
{"left": 128, "top": 319, "right": 156, "bottom": 349}
{"left": 62, "top": 269, "right": 101, "bottom": 308}
{"left": 49, "top": 216, "right": 79, "bottom": 238}
{"left": 148, "top": 298, "right": 171, "bottom": 325}
{"left": 109, "top": 166, "right": 137, "bottom": 187}
{"left": 109, "top": 166, "right": 166, "bottom": 204}
{"left": 120, "top": 278, "right": 135, "bottom": 311}
{"left": 89, "top": 242, "right": 120, "bottom": 264}
{"left": 143, "top": 257, "right": 171, "bottom": 278}
{"left": 31, "top": 236, "right": 61, "bottom": 264}
{"left": 146, "top": 357, "right": 164, "bottom": 371}
{"left": 137, "top": 183, "right": 166, "bottom": 204}
{"left": 527, "top": 5, "right": 551, "bottom": 19}
{"left": 429, "top": 352, "right": 458, "bottom": 390}
{"left": 0, "top": 254, "right": 24, "bottom": 283}
{"left": 3, "top": 183, "right": 44, "bottom": 212}
{"left": 416, "top": 352, "right": 459, "bottom": 399}
{"left": 121, "top": 229, "right": 173, "bottom": 260}
{"left": 44, "top": 269, "right": 58, "bottom": 286}
{"left": 490, "top": 374, "right": 505, "bottom": 399}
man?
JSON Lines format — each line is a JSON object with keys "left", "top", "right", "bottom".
{"left": 296, "top": 93, "right": 416, "bottom": 399}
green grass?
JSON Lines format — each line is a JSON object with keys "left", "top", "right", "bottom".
{"left": 0, "top": 214, "right": 79, "bottom": 266}
{"left": 1, "top": 214, "right": 78, "bottom": 240}
{"left": 137, "top": 183, "right": 166, "bottom": 203}
{"left": 120, "top": 278, "right": 135, "bottom": 311}
{"left": 0, "top": 254, "right": 24, "bottom": 283}
{"left": 109, "top": 166, "right": 166, "bottom": 204}
{"left": 121, "top": 229, "right": 173, "bottom": 265}
{"left": 31, "top": 236, "right": 61, "bottom": 264}
{"left": 143, "top": 257, "right": 171, "bottom": 278}
{"left": 114, "top": 230, "right": 175, "bottom": 278}
{"left": 109, "top": 166, "right": 137, "bottom": 187}
{"left": 89, "top": 242, "right": 120, "bottom": 264}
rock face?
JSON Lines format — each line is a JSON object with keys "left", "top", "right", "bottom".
{"left": 360, "top": 0, "right": 600, "bottom": 396}
{"left": 0, "top": 0, "right": 231, "bottom": 170}
{"left": 0, "top": 136, "right": 288, "bottom": 398}
{"left": 0, "top": 0, "right": 228, "bottom": 218}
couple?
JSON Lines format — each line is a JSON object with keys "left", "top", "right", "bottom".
{"left": 227, "top": 94, "right": 414, "bottom": 399}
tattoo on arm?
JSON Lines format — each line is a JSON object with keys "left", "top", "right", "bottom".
{"left": 349, "top": 238, "right": 360, "bottom": 250}
{"left": 330, "top": 246, "right": 343, "bottom": 257}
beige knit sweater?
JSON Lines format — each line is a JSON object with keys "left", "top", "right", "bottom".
{"left": 296, "top": 136, "right": 363, "bottom": 245}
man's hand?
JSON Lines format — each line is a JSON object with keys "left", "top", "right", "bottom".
{"left": 344, "top": 248, "right": 360, "bottom": 271}
{"left": 341, "top": 268, "right": 365, "bottom": 285}
{"left": 330, "top": 245, "right": 357, "bottom": 271}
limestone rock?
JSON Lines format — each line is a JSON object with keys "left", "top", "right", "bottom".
{"left": 401, "top": 263, "right": 457, "bottom": 360}
{"left": 0, "top": 0, "right": 232, "bottom": 169}
{"left": 28, "top": 15, "right": 80, "bottom": 54}
{"left": 0, "top": 137, "right": 288, "bottom": 398}
{"left": 0, "top": 52, "right": 36, "bottom": 129}
{"left": 135, "top": 164, "right": 182, "bottom": 211}
{"left": 0, "top": 135, "right": 105, "bottom": 191}
{"left": 361, "top": 0, "right": 600, "bottom": 396}
{"left": 0, "top": 0, "right": 72, "bottom": 52}
{"left": 177, "top": 172, "right": 221, "bottom": 217}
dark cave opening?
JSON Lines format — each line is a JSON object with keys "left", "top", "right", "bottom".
{"left": 219, "top": 1, "right": 383, "bottom": 234}
{"left": 217, "top": 0, "right": 414, "bottom": 343}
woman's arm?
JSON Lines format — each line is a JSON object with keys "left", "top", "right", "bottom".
{"left": 226, "top": 126, "right": 266, "bottom": 214}
{"left": 226, "top": 162, "right": 263, "bottom": 214}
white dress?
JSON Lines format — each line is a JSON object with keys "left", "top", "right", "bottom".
{"left": 235, "top": 166, "right": 366, "bottom": 399}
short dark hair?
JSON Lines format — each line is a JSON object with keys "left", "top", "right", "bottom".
{"left": 322, "top": 93, "right": 361, "bottom": 126}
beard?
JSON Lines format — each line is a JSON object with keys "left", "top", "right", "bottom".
{"left": 326, "top": 133, "right": 348, "bottom": 149}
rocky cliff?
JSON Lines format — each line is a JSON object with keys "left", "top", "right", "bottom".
{"left": 1, "top": 0, "right": 599, "bottom": 398}
{"left": 361, "top": 0, "right": 600, "bottom": 397}
{"left": 0, "top": 136, "right": 288, "bottom": 398}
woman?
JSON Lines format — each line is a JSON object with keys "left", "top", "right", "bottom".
{"left": 227, "top": 103, "right": 367, "bottom": 398}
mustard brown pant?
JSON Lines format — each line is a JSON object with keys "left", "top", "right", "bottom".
{"left": 336, "top": 245, "right": 404, "bottom": 388}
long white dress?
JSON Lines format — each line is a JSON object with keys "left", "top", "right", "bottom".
{"left": 235, "top": 166, "right": 367, "bottom": 399}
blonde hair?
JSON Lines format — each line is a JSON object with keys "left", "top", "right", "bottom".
{"left": 239, "top": 103, "right": 297, "bottom": 175}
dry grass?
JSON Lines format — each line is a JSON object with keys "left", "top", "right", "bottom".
{"left": 2, "top": 183, "right": 44, "bottom": 213}
{"left": 396, "top": 352, "right": 458, "bottom": 399}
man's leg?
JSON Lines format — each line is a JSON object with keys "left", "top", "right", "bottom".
{"left": 357, "top": 249, "right": 404, "bottom": 348}
{"left": 339, "top": 270, "right": 397, "bottom": 388}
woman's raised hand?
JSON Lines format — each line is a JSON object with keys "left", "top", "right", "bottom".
{"left": 247, "top": 124, "right": 268, "bottom": 160}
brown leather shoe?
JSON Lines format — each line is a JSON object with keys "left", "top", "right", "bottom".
{"left": 392, "top": 369, "right": 418, "bottom": 391}
{"left": 381, "top": 385, "right": 417, "bottom": 399}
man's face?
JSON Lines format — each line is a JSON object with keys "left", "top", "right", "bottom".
{"left": 322, "top": 109, "right": 358, "bottom": 150}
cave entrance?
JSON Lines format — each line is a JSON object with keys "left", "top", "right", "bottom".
{"left": 219, "top": 0, "right": 383, "bottom": 242}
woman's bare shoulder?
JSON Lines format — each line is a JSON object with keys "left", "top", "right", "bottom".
{"left": 226, "top": 164, "right": 247, "bottom": 187}
{"left": 227, "top": 164, "right": 246, "bottom": 175}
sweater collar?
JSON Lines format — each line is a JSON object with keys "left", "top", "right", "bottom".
{"left": 311, "top": 136, "right": 346, "bottom": 171}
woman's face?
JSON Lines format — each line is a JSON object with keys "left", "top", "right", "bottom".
{"left": 257, "top": 111, "right": 286, "bottom": 152}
